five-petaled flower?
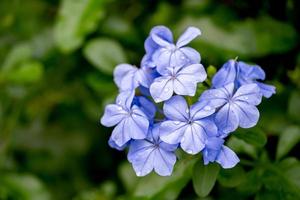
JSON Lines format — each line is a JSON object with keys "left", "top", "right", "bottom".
{"left": 200, "top": 83, "right": 262, "bottom": 134}
{"left": 101, "top": 91, "right": 149, "bottom": 147}
{"left": 128, "top": 124, "right": 178, "bottom": 176}
{"left": 159, "top": 96, "right": 217, "bottom": 154}
{"left": 150, "top": 64, "right": 206, "bottom": 102}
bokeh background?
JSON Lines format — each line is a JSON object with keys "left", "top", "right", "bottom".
{"left": 0, "top": 0, "right": 300, "bottom": 199}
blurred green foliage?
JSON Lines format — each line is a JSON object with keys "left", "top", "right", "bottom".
{"left": 0, "top": 0, "right": 299, "bottom": 199}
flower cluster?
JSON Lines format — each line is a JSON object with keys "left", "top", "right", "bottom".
{"left": 101, "top": 26, "right": 275, "bottom": 177}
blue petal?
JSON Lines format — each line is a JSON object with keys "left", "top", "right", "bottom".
{"left": 176, "top": 26, "right": 201, "bottom": 47}
{"left": 113, "top": 64, "right": 138, "bottom": 91}
{"left": 190, "top": 100, "right": 216, "bottom": 120}
{"left": 150, "top": 76, "right": 173, "bottom": 102}
{"left": 160, "top": 121, "right": 187, "bottom": 144}
{"left": 212, "top": 59, "right": 236, "bottom": 88}
{"left": 108, "top": 136, "right": 129, "bottom": 151}
{"left": 129, "top": 105, "right": 150, "bottom": 138}
{"left": 199, "top": 83, "right": 234, "bottom": 108}
{"left": 238, "top": 61, "right": 265, "bottom": 80}
{"left": 173, "top": 64, "right": 207, "bottom": 96}
{"left": 145, "top": 26, "right": 173, "bottom": 54}
{"left": 135, "top": 65, "right": 159, "bottom": 88}
{"left": 216, "top": 146, "right": 240, "bottom": 169}
{"left": 152, "top": 48, "right": 172, "bottom": 75}
{"left": 116, "top": 91, "right": 135, "bottom": 110}
{"left": 154, "top": 149, "right": 177, "bottom": 176}
{"left": 100, "top": 104, "right": 127, "bottom": 127}
{"left": 151, "top": 29, "right": 173, "bottom": 47}
{"left": 255, "top": 82, "right": 276, "bottom": 98}
{"left": 232, "top": 102, "right": 260, "bottom": 128}
{"left": 179, "top": 47, "right": 201, "bottom": 64}
{"left": 233, "top": 83, "right": 262, "bottom": 106}
{"left": 163, "top": 95, "right": 189, "bottom": 121}
{"left": 215, "top": 103, "right": 239, "bottom": 133}
{"left": 128, "top": 139, "right": 155, "bottom": 176}
{"left": 141, "top": 54, "right": 156, "bottom": 68}
{"left": 110, "top": 119, "right": 132, "bottom": 147}
{"left": 134, "top": 96, "right": 156, "bottom": 120}
{"left": 203, "top": 137, "right": 224, "bottom": 164}
{"left": 180, "top": 122, "right": 208, "bottom": 154}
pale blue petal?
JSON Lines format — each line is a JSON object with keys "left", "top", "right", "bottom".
{"left": 216, "top": 146, "right": 240, "bottom": 169}
{"left": 129, "top": 105, "right": 150, "bottom": 139}
{"left": 215, "top": 103, "right": 239, "bottom": 133}
{"left": 134, "top": 96, "right": 156, "bottom": 120}
{"left": 232, "top": 102, "right": 260, "bottom": 128}
{"left": 173, "top": 78, "right": 197, "bottom": 96}
{"left": 110, "top": 119, "right": 131, "bottom": 147}
{"left": 212, "top": 60, "right": 236, "bottom": 88}
{"left": 255, "top": 82, "right": 276, "bottom": 98}
{"left": 160, "top": 121, "right": 187, "bottom": 144}
{"left": 100, "top": 104, "right": 127, "bottom": 127}
{"left": 108, "top": 136, "right": 129, "bottom": 151}
{"left": 177, "top": 63, "right": 207, "bottom": 82}
{"left": 116, "top": 91, "right": 135, "bottom": 110}
{"left": 190, "top": 100, "right": 216, "bottom": 120}
{"left": 199, "top": 86, "right": 230, "bottom": 108}
{"left": 154, "top": 149, "right": 176, "bottom": 176}
{"left": 145, "top": 26, "right": 173, "bottom": 54}
{"left": 152, "top": 48, "right": 172, "bottom": 75}
{"left": 194, "top": 118, "right": 218, "bottom": 138}
{"left": 179, "top": 47, "right": 201, "bottom": 64}
{"left": 151, "top": 31, "right": 173, "bottom": 47}
{"left": 150, "top": 76, "right": 173, "bottom": 102}
{"left": 233, "top": 83, "right": 262, "bottom": 105}
{"left": 238, "top": 62, "right": 265, "bottom": 80}
{"left": 135, "top": 65, "right": 159, "bottom": 88}
{"left": 203, "top": 137, "right": 224, "bottom": 164}
{"left": 128, "top": 139, "right": 153, "bottom": 163}
{"left": 176, "top": 26, "right": 201, "bottom": 47}
{"left": 180, "top": 123, "right": 206, "bottom": 154}
{"left": 163, "top": 95, "right": 189, "bottom": 121}
{"left": 113, "top": 64, "right": 138, "bottom": 91}
{"left": 141, "top": 54, "right": 156, "bottom": 68}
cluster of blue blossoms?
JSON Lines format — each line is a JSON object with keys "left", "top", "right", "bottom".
{"left": 101, "top": 26, "right": 276, "bottom": 177}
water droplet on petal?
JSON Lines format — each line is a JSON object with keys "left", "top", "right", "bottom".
{"left": 215, "top": 94, "right": 219, "bottom": 97}
{"left": 181, "top": 56, "right": 185, "bottom": 60}
{"left": 185, "top": 108, "right": 190, "bottom": 113}
{"left": 164, "top": 88, "right": 170, "bottom": 92}
{"left": 136, "top": 172, "right": 141, "bottom": 176}
{"left": 117, "top": 106, "right": 123, "bottom": 111}
{"left": 243, "top": 96, "right": 249, "bottom": 100}
{"left": 204, "top": 105, "right": 211, "bottom": 111}
{"left": 117, "top": 100, "right": 122, "bottom": 105}
{"left": 173, "top": 121, "right": 181, "bottom": 125}
{"left": 186, "top": 149, "right": 193, "bottom": 154}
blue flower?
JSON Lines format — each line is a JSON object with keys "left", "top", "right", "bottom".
{"left": 149, "top": 26, "right": 201, "bottom": 75}
{"left": 128, "top": 124, "right": 178, "bottom": 176}
{"left": 200, "top": 83, "right": 262, "bottom": 134}
{"left": 132, "top": 96, "right": 156, "bottom": 120}
{"left": 212, "top": 59, "right": 276, "bottom": 98}
{"left": 101, "top": 91, "right": 149, "bottom": 147}
{"left": 150, "top": 64, "right": 207, "bottom": 102}
{"left": 202, "top": 136, "right": 239, "bottom": 168}
{"left": 159, "top": 96, "right": 217, "bottom": 155}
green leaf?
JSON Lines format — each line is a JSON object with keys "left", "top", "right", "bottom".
{"left": 234, "top": 127, "right": 267, "bottom": 148}
{"left": 237, "top": 169, "right": 263, "bottom": 194}
{"left": 133, "top": 158, "right": 196, "bottom": 200}
{"left": 276, "top": 126, "right": 300, "bottom": 160}
{"left": 227, "top": 137, "right": 257, "bottom": 159}
{"left": 192, "top": 160, "right": 220, "bottom": 197}
{"left": 217, "top": 165, "right": 246, "bottom": 187}
{"left": 83, "top": 38, "right": 127, "bottom": 74}
{"left": 54, "top": 0, "right": 107, "bottom": 53}
{"left": 6, "top": 61, "right": 44, "bottom": 84}
{"left": 0, "top": 174, "right": 51, "bottom": 200}
{"left": 288, "top": 92, "right": 300, "bottom": 123}
{"left": 279, "top": 158, "right": 300, "bottom": 191}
